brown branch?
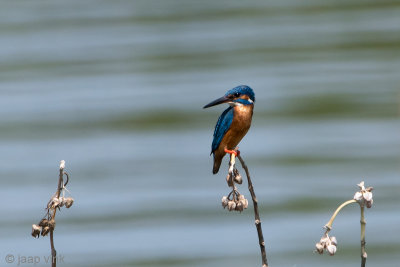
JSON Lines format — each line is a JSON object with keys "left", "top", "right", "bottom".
{"left": 237, "top": 154, "right": 268, "bottom": 267}
{"left": 49, "top": 162, "right": 64, "bottom": 267}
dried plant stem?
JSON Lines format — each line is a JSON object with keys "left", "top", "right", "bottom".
{"left": 324, "top": 199, "right": 357, "bottom": 230}
{"left": 237, "top": 154, "right": 268, "bottom": 267}
{"left": 50, "top": 166, "right": 64, "bottom": 267}
{"left": 323, "top": 198, "right": 368, "bottom": 267}
{"left": 360, "top": 205, "right": 367, "bottom": 267}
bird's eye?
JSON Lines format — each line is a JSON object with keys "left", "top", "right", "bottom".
{"left": 233, "top": 92, "right": 241, "bottom": 97}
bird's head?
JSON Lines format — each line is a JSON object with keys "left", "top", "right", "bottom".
{"left": 203, "top": 85, "right": 255, "bottom": 109}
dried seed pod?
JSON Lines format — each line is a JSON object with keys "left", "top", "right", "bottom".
{"left": 238, "top": 194, "right": 245, "bottom": 200}
{"left": 48, "top": 219, "right": 56, "bottom": 230}
{"left": 366, "top": 199, "right": 373, "bottom": 208}
{"left": 58, "top": 197, "right": 65, "bottom": 207}
{"left": 327, "top": 244, "right": 337, "bottom": 256}
{"left": 31, "top": 224, "right": 41, "bottom": 238}
{"left": 227, "top": 201, "right": 236, "bottom": 211}
{"left": 38, "top": 218, "right": 49, "bottom": 227}
{"left": 242, "top": 199, "right": 249, "bottom": 209}
{"left": 315, "top": 242, "right": 324, "bottom": 254}
{"left": 233, "top": 169, "right": 242, "bottom": 184}
{"left": 41, "top": 226, "right": 50, "bottom": 237}
{"left": 363, "top": 191, "right": 373, "bottom": 202}
{"left": 353, "top": 192, "right": 363, "bottom": 201}
{"left": 235, "top": 201, "right": 244, "bottom": 212}
{"left": 226, "top": 174, "right": 234, "bottom": 187}
{"left": 221, "top": 196, "right": 228, "bottom": 208}
{"left": 64, "top": 197, "right": 74, "bottom": 208}
{"left": 319, "top": 235, "right": 329, "bottom": 246}
{"left": 330, "top": 236, "right": 338, "bottom": 246}
{"left": 49, "top": 197, "right": 60, "bottom": 209}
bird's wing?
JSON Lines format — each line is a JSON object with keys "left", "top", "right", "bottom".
{"left": 211, "top": 106, "right": 234, "bottom": 154}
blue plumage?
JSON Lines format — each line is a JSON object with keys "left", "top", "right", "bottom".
{"left": 211, "top": 106, "right": 234, "bottom": 154}
{"left": 203, "top": 85, "right": 255, "bottom": 174}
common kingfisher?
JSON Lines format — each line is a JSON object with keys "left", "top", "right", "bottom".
{"left": 203, "top": 85, "right": 255, "bottom": 174}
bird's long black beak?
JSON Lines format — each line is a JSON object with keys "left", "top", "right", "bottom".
{"left": 203, "top": 96, "right": 230, "bottom": 109}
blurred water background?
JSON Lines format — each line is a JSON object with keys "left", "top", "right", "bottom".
{"left": 1, "top": 0, "right": 399, "bottom": 266}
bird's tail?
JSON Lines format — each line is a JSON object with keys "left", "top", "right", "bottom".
{"left": 212, "top": 154, "right": 223, "bottom": 174}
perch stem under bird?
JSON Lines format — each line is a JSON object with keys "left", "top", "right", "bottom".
{"left": 203, "top": 85, "right": 255, "bottom": 174}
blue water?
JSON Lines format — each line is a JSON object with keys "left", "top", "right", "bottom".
{"left": 1, "top": 1, "right": 399, "bottom": 266}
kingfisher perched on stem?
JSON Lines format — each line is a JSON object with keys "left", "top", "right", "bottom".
{"left": 203, "top": 85, "right": 255, "bottom": 174}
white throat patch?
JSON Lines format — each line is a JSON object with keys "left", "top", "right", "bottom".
{"left": 229, "top": 102, "right": 242, "bottom": 107}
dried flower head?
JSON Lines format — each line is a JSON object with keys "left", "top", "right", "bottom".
{"left": 315, "top": 233, "right": 338, "bottom": 256}
{"left": 222, "top": 192, "right": 249, "bottom": 212}
{"left": 353, "top": 181, "right": 374, "bottom": 208}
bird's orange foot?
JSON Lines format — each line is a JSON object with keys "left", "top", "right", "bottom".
{"left": 224, "top": 148, "right": 240, "bottom": 157}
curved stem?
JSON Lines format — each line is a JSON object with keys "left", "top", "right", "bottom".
{"left": 325, "top": 199, "right": 357, "bottom": 230}
{"left": 237, "top": 154, "right": 268, "bottom": 267}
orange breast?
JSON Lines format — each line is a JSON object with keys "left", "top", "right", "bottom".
{"left": 218, "top": 104, "right": 253, "bottom": 152}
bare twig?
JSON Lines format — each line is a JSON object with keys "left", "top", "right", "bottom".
{"left": 360, "top": 204, "right": 367, "bottom": 267}
{"left": 237, "top": 154, "right": 268, "bottom": 267}
{"left": 31, "top": 160, "right": 74, "bottom": 267}
{"left": 49, "top": 162, "right": 65, "bottom": 267}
